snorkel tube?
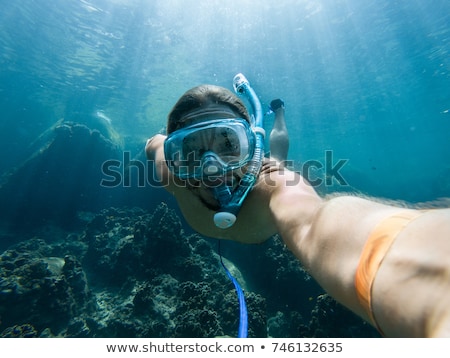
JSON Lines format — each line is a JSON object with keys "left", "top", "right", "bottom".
{"left": 213, "top": 74, "right": 265, "bottom": 229}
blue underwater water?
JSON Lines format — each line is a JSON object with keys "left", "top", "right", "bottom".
{"left": 0, "top": 0, "right": 449, "bottom": 338}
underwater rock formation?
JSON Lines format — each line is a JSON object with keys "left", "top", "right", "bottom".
{"left": 0, "top": 120, "right": 122, "bottom": 228}
{"left": 0, "top": 203, "right": 375, "bottom": 338}
{"left": 0, "top": 119, "right": 178, "bottom": 240}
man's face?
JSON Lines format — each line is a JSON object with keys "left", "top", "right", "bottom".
{"left": 165, "top": 103, "right": 253, "bottom": 209}
{"left": 165, "top": 101, "right": 254, "bottom": 179}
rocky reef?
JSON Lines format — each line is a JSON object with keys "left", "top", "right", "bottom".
{"left": 0, "top": 203, "right": 379, "bottom": 338}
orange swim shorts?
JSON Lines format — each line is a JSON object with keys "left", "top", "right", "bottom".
{"left": 354, "top": 210, "right": 427, "bottom": 334}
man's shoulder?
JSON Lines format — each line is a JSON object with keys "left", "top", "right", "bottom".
{"left": 145, "top": 134, "right": 166, "bottom": 160}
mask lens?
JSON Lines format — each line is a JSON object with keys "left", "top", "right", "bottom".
{"left": 182, "top": 126, "right": 241, "bottom": 161}
{"left": 212, "top": 126, "right": 242, "bottom": 162}
{"left": 164, "top": 119, "right": 255, "bottom": 178}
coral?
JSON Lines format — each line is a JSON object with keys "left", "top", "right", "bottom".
{"left": 268, "top": 311, "right": 304, "bottom": 338}
{"left": 77, "top": 204, "right": 268, "bottom": 337}
{"left": 245, "top": 292, "right": 267, "bottom": 337}
{"left": 0, "top": 203, "right": 375, "bottom": 338}
{"left": 298, "top": 294, "right": 380, "bottom": 338}
{"left": 0, "top": 244, "right": 95, "bottom": 335}
{"left": 1, "top": 324, "right": 38, "bottom": 338}
{"left": 174, "top": 308, "right": 223, "bottom": 338}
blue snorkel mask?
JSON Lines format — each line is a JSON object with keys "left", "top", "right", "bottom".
{"left": 164, "top": 73, "right": 265, "bottom": 229}
{"left": 164, "top": 118, "right": 256, "bottom": 180}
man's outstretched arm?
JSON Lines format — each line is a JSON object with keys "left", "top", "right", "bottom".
{"left": 269, "top": 176, "right": 450, "bottom": 337}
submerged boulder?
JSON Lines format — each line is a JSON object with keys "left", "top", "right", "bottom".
{"left": 0, "top": 120, "right": 122, "bottom": 228}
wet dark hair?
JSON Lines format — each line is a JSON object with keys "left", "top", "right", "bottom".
{"left": 166, "top": 84, "right": 250, "bottom": 134}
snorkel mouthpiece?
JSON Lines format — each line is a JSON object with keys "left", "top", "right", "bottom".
{"left": 214, "top": 211, "right": 237, "bottom": 229}
{"left": 213, "top": 73, "right": 265, "bottom": 228}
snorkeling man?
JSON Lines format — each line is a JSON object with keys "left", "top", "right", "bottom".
{"left": 146, "top": 83, "right": 450, "bottom": 337}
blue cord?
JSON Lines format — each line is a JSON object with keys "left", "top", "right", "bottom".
{"left": 218, "top": 242, "right": 248, "bottom": 338}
